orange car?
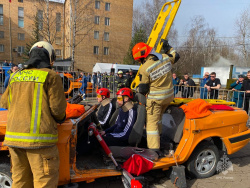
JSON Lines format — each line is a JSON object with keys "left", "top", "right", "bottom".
{"left": 60, "top": 73, "right": 94, "bottom": 97}
{"left": 1, "top": 98, "right": 250, "bottom": 187}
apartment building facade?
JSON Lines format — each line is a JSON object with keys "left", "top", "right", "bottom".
{"left": 0, "top": 0, "right": 133, "bottom": 72}
{"left": 0, "top": 0, "right": 64, "bottom": 64}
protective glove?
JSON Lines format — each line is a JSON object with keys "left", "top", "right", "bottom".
{"left": 161, "top": 39, "right": 172, "bottom": 53}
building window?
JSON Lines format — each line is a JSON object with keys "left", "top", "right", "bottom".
{"left": 18, "top": 0, "right": 23, "bottom": 3}
{"left": 18, "top": 7, "right": 24, "bottom": 28}
{"left": 94, "top": 31, "right": 99, "bottom": 39}
{"left": 0, "top": 31, "right": 4, "bottom": 38}
{"left": 104, "top": 47, "right": 109, "bottom": 55}
{"left": 0, "top": 5, "right": 3, "bottom": 25}
{"left": 56, "top": 13, "right": 61, "bottom": 31}
{"left": 104, "top": 32, "right": 109, "bottom": 41}
{"left": 18, "top": 46, "right": 24, "bottom": 53}
{"left": 105, "top": 3, "right": 110, "bottom": 11}
{"left": 105, "top": 17, "right": 110, "bottom": 26}
{"left": 55, "top": 37, "right": 61, "bottom": 45}
{"left": 95, "top": 1, "right": 100, "bottom": 9}
{"left": 95, "top": 16, "right": 100, "bottom": 25}
{"left": 37, "top": 10, "right": 43, "bottom": 30}
{"left": 55, "top": 49, "right": 61, "bottom": 56}
{"left": 94, "top": 46, "right": 99, "bottom": 55}
{"left": 18, "top": 33, "right": 25, "bottom": 40}
{"left": 0, "top": 44, "right": 4, "bottom": 52}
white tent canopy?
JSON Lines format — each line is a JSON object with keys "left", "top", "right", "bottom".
{"left": 93, "top": 63, "right": 140, "bottom": 74}
{"left": 92, "top": 63, "right": 113, "bottom": 73}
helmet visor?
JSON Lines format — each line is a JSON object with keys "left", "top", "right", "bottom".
{"left": 117, "top": 97, "right": 123, "bottom": 101}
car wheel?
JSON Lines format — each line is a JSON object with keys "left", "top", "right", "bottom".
{"left": 0, "top": 163, "right": 12, "bottom": 188}
{"left": 186, "top": 141, "right": 220, "bottom": 178}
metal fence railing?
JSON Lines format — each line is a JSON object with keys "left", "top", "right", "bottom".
{"left": 1, "top": 68, "right": 250, "bottom": 111}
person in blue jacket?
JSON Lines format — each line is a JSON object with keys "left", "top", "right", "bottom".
{"left": 200, "top": 72, "right": 210, "bottom": 99}
{"left": 231, "top": 75, "right": 244, "bottom": 108}
{"left": 4, "top": 65, "right": 19, "bottom": 88}
{"left": 79, "top": 72, "right": 87, "bottom": 99}
{"left": 172, "top": 73, "right": 180, "bottom": 96}
{"left": 100, "top": 88, "right": 137, "bottom": 146}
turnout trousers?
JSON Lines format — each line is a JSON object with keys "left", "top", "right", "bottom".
{"left": 146, "top": 96, "right": 174, "bottom": 150}
{"left": 9, "top": 145, "right": 59, "bottom": 188}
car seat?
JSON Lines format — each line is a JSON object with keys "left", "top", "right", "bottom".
{"left": 109, "top": 94, "right": 146, "bottom": 147}
{"left": 128, "top": 93, "right": 146, "bottom": 146}
{"left": 109, "top": 93, "right": 151, "bottom": 160}
{"left": 161, "top": 106, "right": 186, "bottom": 145}
{"left": 109, "top": 97, "right": 119, "bottom": 127}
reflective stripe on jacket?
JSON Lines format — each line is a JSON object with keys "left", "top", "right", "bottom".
{"left": 139, "top": 48, "right": 178, "bottom": 101}
{"left": 0, "top": 68, "right": 67, "bottom": 148}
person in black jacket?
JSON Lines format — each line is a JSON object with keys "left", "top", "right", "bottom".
{"left": 96, "top": 88, "right": 116, "bottom": 130}
{"left": 127, "top": 69, "right": 135, "bottom": 88}
{"left": 205, "top": 72, "right": 221, "bottom": 99}
{"left": 115, "top": 70, "right": 130, "bottom": 92}
{"left": 100, "top": 88, "right": 137, "bottom": 146}
{"left": 179, "top": 73, "right": 196, "bottom": 98}
{"left": 241, "top": 71, "right": 250, "bottom": 113}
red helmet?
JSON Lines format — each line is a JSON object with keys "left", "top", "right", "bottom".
{"left": 97, "top": 88, "right": 110, "bottom": 98}
{"left": 116, "top": 88, "right": 133, "bottom": 99}
{"left": 132, "top": 42, "right": 152, "bottom": 61}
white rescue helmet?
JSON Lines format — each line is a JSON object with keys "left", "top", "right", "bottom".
{"left": 29, "top": 41, "right": 56, "bottom": 63}
{"left": 118, "top": 70, "right": 123, "bottom": 74}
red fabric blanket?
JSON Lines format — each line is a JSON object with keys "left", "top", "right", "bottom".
{"left": 210, "top": 105, "right": 234, "bottom": 111}
{"left": 122, "top": 154, "right": 154, "bottom": 176}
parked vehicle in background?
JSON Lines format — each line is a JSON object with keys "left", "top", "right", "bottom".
{"left": 93, "top": 63, "right": 140, "bottom": 75}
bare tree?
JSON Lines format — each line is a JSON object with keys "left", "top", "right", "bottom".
{"left": 234, "top": 8, "right": 250, "bottom": 66}
{"left": 35, "top": 0, "right": 59, "bottom": 44}
{"left": 133, "top": 0, "right": 179, "bottom": 47}
{"left": 65, "top": 0, "right": 95, "bottom": 70}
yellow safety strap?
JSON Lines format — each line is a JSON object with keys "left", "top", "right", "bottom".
{"left": 8, "top": 87, "right": 12, "bottom": 109}
{"left": 5, "top": 131, "right": 58, "bottom": 143}
{"left": 147, "top": 130, "right": 159, "bottom": 135}
{"left": 30, "top": 83, "right": 44, "bottom": 134}
{"left": 148, "top": 91, "right": 174, "bottom": 100}
{"left": 146, "top": 57, "right": 170, "bottom": 73}
{"left": 149, "top": 87, "right": 174, "bottom": 95}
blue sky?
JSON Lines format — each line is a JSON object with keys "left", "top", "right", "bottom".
{"left": 134, "top": 0, "right": 250, "bottom": 39}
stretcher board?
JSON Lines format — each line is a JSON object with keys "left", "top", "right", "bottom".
{"left": 171, "top": 98, "right": 236, "bottom": 106}
{"left": 131, "top": 0, "right": 182, "bottom": 90}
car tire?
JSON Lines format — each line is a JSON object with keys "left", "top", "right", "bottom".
{"left": 0, "top": 163, "right": 12, "bottom": 188}
{"left": 186, "top": 141, "right": 220, "bottom": 179}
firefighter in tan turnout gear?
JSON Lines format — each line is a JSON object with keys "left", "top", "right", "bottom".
{"left": 132, "top": 40, "right": 180, "bottom": 153}
{"left": 0, "top": 41, "right": 67, "bottom": 188}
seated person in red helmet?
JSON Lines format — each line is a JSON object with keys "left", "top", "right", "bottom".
{"left": 96, "top": 88, "right": 116, "bottom": 129}
{"left": 100, "top": 88, "right": 137, "bottom": 146}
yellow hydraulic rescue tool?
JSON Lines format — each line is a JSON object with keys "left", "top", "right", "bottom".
{"left": 131, "top": 0, "right": 182, "bottom": 90}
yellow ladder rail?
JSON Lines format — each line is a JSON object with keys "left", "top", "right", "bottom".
{"left": 131, "top": 0, "right": 182, "bottom": 90}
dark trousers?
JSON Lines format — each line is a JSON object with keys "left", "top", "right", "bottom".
{"left": 244, "top": 97, "right": 250, "bottom": 114}
{"left": 103, "top": 135, "right": 128, "bottom": 146}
